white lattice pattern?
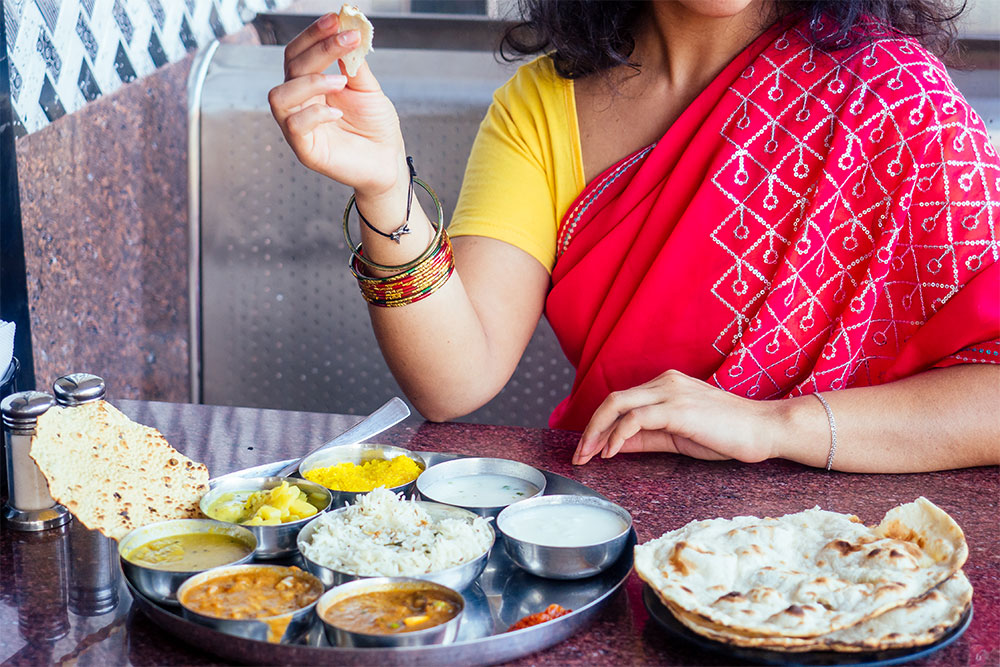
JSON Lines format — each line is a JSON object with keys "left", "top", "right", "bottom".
{"left": 707, "top": 27, "right": 999, "bottom": 398}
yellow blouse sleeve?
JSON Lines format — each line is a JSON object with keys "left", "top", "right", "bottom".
{"left": 448, "top": 56, "right": 584, "bottom": 273}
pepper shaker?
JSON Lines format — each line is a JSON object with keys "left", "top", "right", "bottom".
{"left": 53, "top": 372, "right": 106, "bottom": 406}
{"left": 1, "top": 391, "right": 72, "bottom": 531}
{"left": 53, "top": 373, "right": 120, "bottom": 615}
{"left": 68, "top": 513, "right": 120, "bottom": 616}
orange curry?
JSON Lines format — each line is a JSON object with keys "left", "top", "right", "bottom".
{"left": 181, "top": 567, "right": 321, "bottom": 620}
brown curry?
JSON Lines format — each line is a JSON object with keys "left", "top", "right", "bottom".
{"left": 181, "top": 567, "right": 322, "bottom": 620}
{"left": 324, "top": 587, "right": 461, "bottom": 634}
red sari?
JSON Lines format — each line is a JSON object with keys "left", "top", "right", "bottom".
{"left": 546, "top": 21, "right": 1000, "bottom": 431}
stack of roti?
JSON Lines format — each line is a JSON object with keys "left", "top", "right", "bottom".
{"left": 30, "top": 400, "right": 209, "bottom": 541}
{"left": 635, "top": 498, "right": 971, "bottom": 652}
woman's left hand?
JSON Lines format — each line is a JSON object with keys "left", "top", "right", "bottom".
{"left": 572, "top": 369, "right": 781, "bottom": 465}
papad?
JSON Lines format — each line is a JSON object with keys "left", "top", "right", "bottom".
{"left": 30, "top": 400, "right": 209, "bottom": 540}
{"left": 338, "top": 4, "right": 373, "bottom": 77}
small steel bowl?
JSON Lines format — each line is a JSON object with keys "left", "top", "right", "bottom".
{"left": 298, "top": 443, "right": 427, "bottom": 507}
{"left": 199, "top": 476, "right": 333, "bottom": 559}
{"left": 297, "top": 501, "right": 494, "bottom": 591}
{"left": 497, "top": 495, "right": 632, "bottom": 580}
{"left": 118, "top": 518, "right": 257, "bottom": 606}
{"left": 415, "top": 457, "right": 546, "bottom": 519}
{"left": 177, "top": 564, "right": 323, "bottom": 644}
{"left": 316, "top": 577, "right": 465, "bottom": 647}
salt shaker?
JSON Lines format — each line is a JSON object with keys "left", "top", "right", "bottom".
{"left": 53, "top": 373, "right": 120, "bottom": 615}
{"left": 1, "top": 391, "right": 71, "bottom": 531}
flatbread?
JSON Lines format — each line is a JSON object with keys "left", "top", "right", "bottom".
{"left": 30, "top": 400, "right": 209, "bottom": 541}
{"left": 660, "top": 570, "right": 972, "bottom": 652}
{"left": 634, "top": 498, "right": 967, "bottom": 638}
{"left": 338, "top": 4, "right": 373, "bottom": 77}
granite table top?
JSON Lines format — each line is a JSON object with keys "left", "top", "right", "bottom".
{"left": 1, "top": 400, "right": 997, "bottom": 666}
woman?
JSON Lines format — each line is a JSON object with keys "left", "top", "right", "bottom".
{"left": 268, "top": 0, "right": 999, "bottom": 472}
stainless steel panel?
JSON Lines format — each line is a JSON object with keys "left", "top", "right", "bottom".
{"left": 194, "top": 45, "right": 573, "bottom": 426}
{"left": 252, "top": 13, "right": 516, "bottom": 50}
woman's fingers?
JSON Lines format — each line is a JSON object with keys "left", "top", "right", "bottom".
{"left": 269, "top": 74, "right": 348, "bottom": 123}
{"left": 285, "top": 104, "right": 343, "bottom": 138}
{"left": 285, "top": 29, "right": 361, "bottom": 81}
{"left": 602, "top": 406, "right": 654, "bottom": 458}
{"left": 575, "top": 415, "right": 680, "bottom": 465}
{"left": 574, "top": 369, "right": 748, "bottom": 465}
{"left": 573, "top": 384, "right": 669, "bottom": 464}
{"left": 605, "top": 428, "right": 681, "bottom": 458}
{"left": 284, "top": 12, "right": 339, "bottom": 62}
{"left": 580, "top": 387, "right": 665, "bottom": 442}
{"left": 673, "top": 439, "right": 731, "bottom": 461}
{"left": 341, "top": 58, "right": 381, "bottom": 93}
{"left": 572, "top": 435, "right": 608, "bottom": 465}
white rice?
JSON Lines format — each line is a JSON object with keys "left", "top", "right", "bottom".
{"left": 300, "top": 487, "right": 493, "bottom": 576}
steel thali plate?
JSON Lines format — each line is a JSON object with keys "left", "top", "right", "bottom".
{"left": 128, "top": 452, "right": 634, "bottom": 665}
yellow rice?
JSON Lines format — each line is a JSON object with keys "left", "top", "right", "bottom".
{"left": 303, "top": 457, "right": 422, "bottom": 492}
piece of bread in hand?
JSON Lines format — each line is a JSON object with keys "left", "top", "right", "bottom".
{"left": 338, "top": 4, "right": 374, "bottom": 77}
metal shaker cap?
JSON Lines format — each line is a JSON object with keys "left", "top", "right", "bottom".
{"left": 53, "top": 374, "right": 106, "bottom": 406}
{"left": 2, "top": 391, "right": 56, "bottom": 434}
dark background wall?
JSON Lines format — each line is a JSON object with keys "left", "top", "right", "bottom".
{"left": 15, "top": 53, "right": 194, "bottom": 399}
{"left": 2, "top": 0, "right": 280, "bottom": 398}
{"left": 1, "top": 11, "right": 33, "bottom": 392}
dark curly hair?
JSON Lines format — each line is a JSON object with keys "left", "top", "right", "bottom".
{"left": 500, "top": 0, "right": 968, "bottom": 79}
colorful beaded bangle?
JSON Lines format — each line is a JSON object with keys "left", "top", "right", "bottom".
{"left": 350, "top": 231, "right": 455, "bottom": 307}
{"left": 342, "top": 173, "right": 445, "bottom": 274}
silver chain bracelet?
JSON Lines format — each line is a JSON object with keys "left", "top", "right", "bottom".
{"left": 812, "top": 391, "right": 838, "bottom": 471}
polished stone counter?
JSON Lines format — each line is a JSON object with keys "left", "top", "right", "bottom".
{"left": 1, "top": 400, "right": 997, "bottom": 665}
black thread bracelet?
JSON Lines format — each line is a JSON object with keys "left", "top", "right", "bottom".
{"left": 355, "top": 156, "right": 417, "bottom": 244}
{"left": 344, "top": 173, "right": 445, "bottom": 274}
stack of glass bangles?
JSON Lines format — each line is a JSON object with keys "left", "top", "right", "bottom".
{"left": 344, "top": 175, "right": 453, "bottom": 308}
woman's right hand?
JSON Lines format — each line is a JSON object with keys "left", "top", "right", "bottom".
{"left": 268, "top": 12, "right": 407, "bottom": 200}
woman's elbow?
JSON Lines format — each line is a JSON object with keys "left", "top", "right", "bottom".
{"left": 412, "top": 399, "right": 476, "bottom": 424}
{"left": 409, "top": 388, "right": 496, "bottom": 424}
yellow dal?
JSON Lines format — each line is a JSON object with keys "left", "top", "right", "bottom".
{"left": 304, "top": 457, "right": 421, "bottom": 492}
{"left": 125, "top": 532, "right": 251, "bottom": 571}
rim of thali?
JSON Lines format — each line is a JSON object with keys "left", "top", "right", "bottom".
{"left": 129, "top": 452, "right": 633, "bottom": 666}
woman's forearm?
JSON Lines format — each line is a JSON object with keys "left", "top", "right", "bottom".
{"left": 267, "top": 14, "right": 551, "bottom": 422}
{"left": 772, "top": 365, "right": 1000, "bottom": 472}
{"left": 368, "top": 271, "right": 530, "bottom": 422}
{"left": 353, "top": 179, "right": 550, "bottom": 422}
